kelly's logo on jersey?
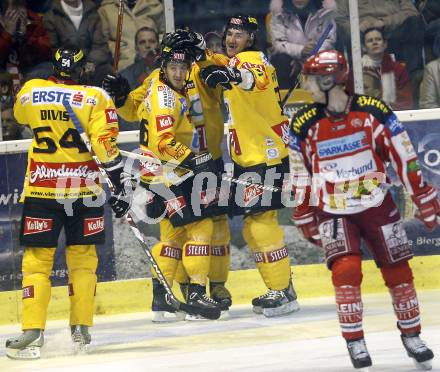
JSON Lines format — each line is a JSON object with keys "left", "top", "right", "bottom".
{"left": 156, "top": 115, "right": 174, "bottom": 131}
{"left": 23, "top": 216, "right": 53, "bottom": 235}
{"left": 105, "top": 108, "right": 118, "bottom": 124}
{"left": 84, "top": 216, "right": 104, "bottom": 236}
{"left": 40, "top": 110, "right": 70, "bottom": 121}
{"left": 165, "top": 196, "right": 186, "bottom": 217}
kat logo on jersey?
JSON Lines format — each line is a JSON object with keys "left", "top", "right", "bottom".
{"left": 156, "top": 115, "right": 174, "bottom": 131}
{"left": 23, "top": 217, "right": 53, "bottom": 235}
{"left": 84, "top": 216, "right": 104, "bottom": 236}
{"left": 105, "top": 108, "right": 118, "bottom": 124}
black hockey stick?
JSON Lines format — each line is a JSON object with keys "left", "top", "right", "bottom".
{"left": 280, "top": 23, "right": 334, "bottom": 109}
{"left": 62, "top": 101, "right": 221, "bottom": 320}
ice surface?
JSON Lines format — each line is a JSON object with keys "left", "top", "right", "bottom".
{"left": 0, "top": 291, "right": 439, "bottom": 371}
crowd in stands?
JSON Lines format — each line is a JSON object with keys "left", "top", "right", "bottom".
{"left": 1, "top": 0, "right": 440, "bottom": 141}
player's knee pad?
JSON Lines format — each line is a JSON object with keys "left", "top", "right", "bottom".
{"left": 381, "top": 261, "right": 413, "bottom": 288}
{"left": 151, "top": 241, "right": 181, "bottom": 284}
{"left": 242, "top": 211, "right": 285, "bottom": 251}
{"left": 331, "top": 255, "right": 362, "bottom": 287}
{"left": 21, "top": 247, "right": 56, "bottom": 330}
{"left": 66, "top": 245, "right": 98, "bottom": 327}
{"left": 209, "top": 215, "right": 230, "bottom": 283}
{"left": 182, "top": 240, "right": 210, "bottom": 285}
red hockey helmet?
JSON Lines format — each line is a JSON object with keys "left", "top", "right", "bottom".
{"left": 302, "top": 50, "right": 348, "bottom": 86}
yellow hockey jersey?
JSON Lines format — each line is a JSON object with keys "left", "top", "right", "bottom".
{"left": 208, "top": 51, "right": 289, "bottom": 167}
{"left": 118, "top": 70, "right": 193, "bottom": 185}
{"left": 14, "top": 78, "right": 120, "bottom": 200}
{"left": 187, "top": 53, "right": 229, "bottom": 161}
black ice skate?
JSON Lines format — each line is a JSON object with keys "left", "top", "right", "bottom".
{"left": 210, "top": 282, "right": 232, "bottom": 311}
{"left": 152, "top": 278, "right": 185, "bottom": 323}
{"left": 5, "top": 329, "right": 44, "bottom": 360}
{"left": 401, "top": 332, "right": 434, "bottom": 370}
{"left": 186, "top": 283, "right": 221, "bottom": 321}
{"left": 71, "top": 325, "right": 91, "bottom": 354}
{"left": 252, "top": 280, "right": 300, "bottom": 317}
{"left": 346, "top": 338, "right": 372, "bottom": 370}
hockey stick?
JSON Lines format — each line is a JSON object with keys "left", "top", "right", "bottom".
{"left": 119, "top": 149, "right": 284, "bottom": 193}
{"left": 62, "top": 101, "right": 221, "bottom": 320}
{"left": 112, "top": 0, "right": 124, "bottom": 72}
{"left": 280, "top": 23, "right": 334, "bottom": 109}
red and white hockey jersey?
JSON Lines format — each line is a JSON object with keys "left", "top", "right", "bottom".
{"left": 290, "top": 94, "right": 425, "bottom": 214}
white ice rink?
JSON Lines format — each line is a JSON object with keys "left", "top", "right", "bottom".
{"left": 0, "top": 290, "right": 439, "bottom": 372}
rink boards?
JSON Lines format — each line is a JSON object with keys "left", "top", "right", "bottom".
{"left": 1, "top": 256, "right": 439, "bottom": 325}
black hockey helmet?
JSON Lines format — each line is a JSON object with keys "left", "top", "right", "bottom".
{"left": 223, "top": 14, "right": 259, "bottom": 50}
{"left": 52, "top": 46, "right": 86, "bottom": 81}
{"left": 159, "top": 45, "right": 194, "bottom": 69}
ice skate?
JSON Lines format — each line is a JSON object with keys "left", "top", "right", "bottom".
{"left": 401, "top": 333, "right": 434, "bottom": 370}
{"left": 152, "top": 278, "right": 185, "bottom": 323}
{"left": 346, "top": 338, "right": 372, "bottom": 370}
{"left": 186, "top": 283, "right": 221, "bottom": 321}
{"left": 253, "top": 281, "right": 300, "bottom": 317}
{"left": 5, "top": 329, "right": 44, "bottom": 360}
{"left": 179, "top": 282, "right": 189, "bottom": 301}
{"left": 71, "top": 325, "right": 91, "bottom": 354}
{"left": 210, "top": 282, "right": 232, "bottom": 311}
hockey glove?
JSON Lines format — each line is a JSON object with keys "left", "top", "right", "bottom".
{"left": 412, "top": 184, "right": 440, "bottom": 231}
{"left": 200, "top": 65, "right": 242, "bottom": 90}
{"left": 162, "top": 29, "right": 206, "bottom": 60}
{"left": 102, "top": 74, "right": 130, "bottom": 108}
{"left": 106, "top": 163, "right": 136, "bottom": 218}
{"left": 182, "top": 152, "right": 218, "bottom": 176}
{"left": 291, "top": 207, "right": 322, "bottom": 247}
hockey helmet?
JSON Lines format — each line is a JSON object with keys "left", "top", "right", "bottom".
{"left": 302, "top": 50, "right": 349, "bottom": 91}
{"left": 52, "top": 46, "right": 86, "bottom": 81}
{"left": 225, "top": 14, "right": 258, "bottom": 34}
{"left": 159, "top": 46, "right": 194, "bottom": 68}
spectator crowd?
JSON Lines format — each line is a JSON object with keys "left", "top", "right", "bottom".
{"left": 1, "top": 0, "right": 440, "bottom": 140}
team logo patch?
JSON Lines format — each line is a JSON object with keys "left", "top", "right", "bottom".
{"left": 156, "top": 115, "right": 174, "bottom": 131}
{"left": 105, "top": 108, "right": 118, "bottom": 124}
{"left": 72, "top": 91, "right": 84, "bottom": 106}
{"left": 243, "top": 184, "right": 264, "bottom": 206}
{"left": 23, "top": 216, "right": 53, "bottom": 235}
{"left": 165, "top": 196, "right": 186, "bottom": 217}
{"left": 22, "top": 285, "right": 35, "bottom": 299}
{"left": 185, "top": 244, "right": 209, "bottom": 256}
{"left": 84, "top": 216, "right": 104, "bottom": 237}
{"left": 160, "top": 245, "right": 182, "bottom": 260}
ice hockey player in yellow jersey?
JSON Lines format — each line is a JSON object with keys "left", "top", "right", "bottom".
{"left": 102, "top": 37, "right": 222, "bottom": 321}
{"left": 168, "top": 17, "right": 300, "bottom": 317}
{"left": 6, "top": 46, "right": 132, "bottom": 360}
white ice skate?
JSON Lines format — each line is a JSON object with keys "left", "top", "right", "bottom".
{"left": 71, "top": 325, "right": 91, "bottom": 354}
{"left": 346, "top": 338, "right": 372, "bottom": 371}
{"left": 401, "top": 333, "right": 434, "bottom": 370}
{"left": 5, "top": 329, "right": 44, "bottom": 360}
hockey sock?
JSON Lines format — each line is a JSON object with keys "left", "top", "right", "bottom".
{"left": 331, "top": 256, "right": 363, "bottom": 340}
{"left": 243, "top": 211, "right": 290, "bottom": 290}
{"left": 22, "top": 247, "right": 55, "bottom": 330}
{"left": 66, "top": 245, "right": 98, "bottom": 327}
{"left": 151, "top": 242, "right": 181, "bottom": 285}
{"left": 182, "top": 240, "right": 210, "bottom": 285}
{"left": 209, "top": 215, "right": 231, "bottom": 283}
{"left": 381, "top": 262, "right": 421, "bottom": 334}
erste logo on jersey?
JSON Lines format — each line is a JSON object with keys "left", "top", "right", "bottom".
{"left": 105, "top": 108, "right": 118, "bottom": 124}
{"left": 156, "top": 115, "right": 174, "bottom": 131}
{"left": 31, "top": 87, "right": 84, "bottom": 108}
{"left": 23, "top": 216, "right": 53, "bottom": 235}
{"left": 84, "top": 216, "right": 104, "bottom": 236}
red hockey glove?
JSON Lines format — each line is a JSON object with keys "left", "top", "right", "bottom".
{"left": 291, "top": 207, "right": 322, "bottom": 247}
{"left": 412, "top": 184, "right": 440, "bottom": 231}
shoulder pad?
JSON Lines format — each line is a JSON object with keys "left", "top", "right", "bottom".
{"left": 290, "top": 103, "right": 323, "bottom": 139}
{"left": 352, "top": 94, "right": 393, "bottom": 122}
